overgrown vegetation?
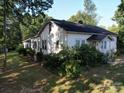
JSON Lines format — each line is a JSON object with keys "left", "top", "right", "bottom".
{"left": 0, "top": 52, "right": 124, "bottom": 93}
{"left": 69, "top": 0, "right": 99, "bottom": 25}
{"left": 114, "top": 0, "right": 124, "bottom": 54}
{"left": 44, "top": 45, "right": 107, "bottom": 78}
{"left": 16, "top": 44, "right": 35, "bottom": 58}
{"left": 0, "top": 0, "right": 53, "bottom": 52}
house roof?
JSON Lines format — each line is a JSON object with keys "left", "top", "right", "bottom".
{"left": 25, "top": 19, "right": 116, "bottom": 41}
{"left": 23, "top": 38, "right": 31, "bottom": 42}
{"left": 87, "top": 35, "right": 107, "bottom": 41}
{"left": 51, "top": 19, "right": 116, "bottom": 35}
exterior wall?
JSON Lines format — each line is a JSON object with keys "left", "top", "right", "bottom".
{"left": 40, "top": 22, "right": 65, "bottom": 54}
{"left": 29, "top": 37, "right": 40, "bottom": 53}
{"left": 35, "top": 37, "right": 40, "bottom": 53}
{"left": 23, "top": 42, "right": 31, "bottom": 48}
{"left": 66, "top": 33, "right": 117, "bottom": 54}
{"left": 111, "top": 36, "right": 117, "bottom": 53}
{"left": 40, "top": 24, "right": 50, "bottom": 54}
{"left": 30, "top": 21, "right": 117, "bottom": 55}
{"left": 96, "top": 35, "right": 117, "bottom": 54}
{"left": 66, "top": 33, "right": 91, "bottom": 47}
{"left": 49, "top": 23, "right": 65, "bottom": 53}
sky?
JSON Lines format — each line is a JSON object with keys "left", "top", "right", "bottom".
{"left": 45, "top": 0, "right": 121, "bottom": 27}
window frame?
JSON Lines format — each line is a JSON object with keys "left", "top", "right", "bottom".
{"left": 104, "top": 41, "right": 107, "bottom": 49}
{"left": 42, "top": 40, "right": 47, "bottom": 50}
{"left": 56, "top": 40, "right": 59, "bottom": 49}
{"left": 81, "top": 40, "right": 85, "bottom": 45}
{"left": 75, "top": 40, "right": 80, "bottom": 46}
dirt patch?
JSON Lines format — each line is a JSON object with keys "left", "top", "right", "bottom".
{"left": 113, "top": 55, "right": 124, "bottom": 65}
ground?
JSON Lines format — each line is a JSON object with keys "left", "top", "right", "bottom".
{"left": 0, "top": 52, "right": 124, "bottom": 93}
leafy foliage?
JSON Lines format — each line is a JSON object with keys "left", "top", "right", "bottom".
{"left": 44, "top": 45, "right": 107, "bottom": 78}
{"left": 20, "top": 14, "right": 51, "bottom": 40}
{"left": 16, "top": 44, "right": 35, "bottom": 57}
{"left": 16, "top": 44, "right": 27, "bottom": 55}
{"left": 78, "top": 45, "right": 107, "bottom": 66}
{"left": 108, "top": 24, "right": 119, "bottom": 33}
{"left": 36, "top": 52, "right": 43, "bottom": 62}
{"left": 44, "top": 54, "right": 61, "bottom": 71}
{"left": 1, "top": 0, "right": 53, "bottom": 68}
{"left": 69, "top": 0, "right": 99, "bottom": 25}
{"left": 0, "top": 0, "right": 53, "bottom": 50}
{"left": 5, "top": 0, "right": 53, "bottom": 19}
{"left": 114, "top": 1, "right": 124, "bottom": 53}
{"left": 63, "top": 60, "right": 81, "bottom": 78}
{"left": 26, "top": 48, "right": 35, "bottom": 57}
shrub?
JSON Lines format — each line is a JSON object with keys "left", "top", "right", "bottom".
{"left": 26, "top": 48, "right": 35, "bottom": 57}
{"left": 43, "top": 54, "right": 60, "bottom": 71}
{"left": 0, "top": 46, "right": 3, "bottom": 54}
{"left": 36, "top": 52, "right": 43, "bottom": 62}
{"left": 16, "top": 44, "right": 27, "bottom": 55}
{"left": 62, "top": 60, "right": 81, "bottom": 78}
{"left": 44, "top": 44, "right": 108, "bottom": 78}
{"left": 78, "top": 45, "right": 107, "bottom": 67}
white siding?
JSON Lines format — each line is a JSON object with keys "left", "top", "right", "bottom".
{"left": 40, "top": 22, "right": 65, "bottom": 54}
{"left": 66, "top": 34, "right": 117, "bottom": 54}
{"left": 66, "top": 33, "right": 91, "bottom": 47}
{"left": 96, "top": 36, "right": 117, "bottom": 54}
{"left": 23, "top": 42, "right": 30, "bottom": 48}
{"left": 34, "top": 21, "right": 117, "bottom": 55}
{"left": 40, "top": 25, "right": 50, "bottom": 54}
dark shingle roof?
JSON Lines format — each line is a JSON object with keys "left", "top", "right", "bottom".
{"left": 51, "top": 19, "right": 116, "bottom": 35}
{"left": 87, "top": 35, "right": 106, "bottom": 41}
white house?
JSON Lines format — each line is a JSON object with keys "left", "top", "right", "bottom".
{"left": 23, "top": 19, "right": 117, "bottom": 55}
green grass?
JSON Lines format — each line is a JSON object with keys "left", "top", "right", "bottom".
{"left": 0, "top": 52, "right": 30, "bottom": 69}
{"left": 0, "top": 52, "right": 124, "bottom": 93}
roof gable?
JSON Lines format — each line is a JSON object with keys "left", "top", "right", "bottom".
{"left": 34, "top": 19, "right": 117, "bottom": 38}
{"left": 51, "top": 19, "right": 116, "bottom": 35}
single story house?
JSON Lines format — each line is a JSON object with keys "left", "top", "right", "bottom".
{"left": 23, "top": 19, "right": 117, "bottom": 55}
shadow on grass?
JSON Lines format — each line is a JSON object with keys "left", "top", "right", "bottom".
{"left": 43, "top": 63, "right": 124, "bottom": 93}
{"left": 0, "top": 52, "right": 124, "bottom": 93}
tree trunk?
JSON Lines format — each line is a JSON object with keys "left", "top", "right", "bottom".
{"left": 3, "top": 0, "right": 7, "bottom": 69}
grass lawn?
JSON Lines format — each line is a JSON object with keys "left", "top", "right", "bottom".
{"left": 0, "top": 52, "right": 124, "bottom": 93}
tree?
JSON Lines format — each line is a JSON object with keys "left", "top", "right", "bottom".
{"left": 108, "top": 24, "right": 119, "bottom": 33}
{"left": 113, "top": 0, "right": 124, "bottom": 53}
{"left": 84, "top": 0, "right": 97, "bottom": 19}
{"left": 99, "top": 25, "right": 106, "bottom": 29}
{"left": 20, "top": 14, "right": 51, "bottom": 40}
{"left": 113, "top": 0, "right": 124, "bottom": 25}
{"left": 0, "top": 2, "right": 22, "bottom": 50}
{"left": 1, "top": 0, "right": 54, "bottom": 68}
{"left": 6, "top": 0, "right": 53, "bottom": 18}
{"left": 69, "top": 0, "right": 98, "bottom": 25}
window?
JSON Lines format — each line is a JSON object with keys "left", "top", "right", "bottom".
{"left": 49, "top": 23, "right": 51, "bottom": 33}
{"left": 42, "top": 40, "right": 47, "bottom": 50}
{"left": 81, "top": 40, "right": 85, "bottom": 45}
{"left": 101, "top": 41, "right": 107, "bottom": 49}
{"left": 104, "top": 41, "right": 107, "bottom": 49}
{"left": 33, "top": 41, "right": 37, "bottom": 49}
{"left": 38, "top": 41, "right": 40, "bottom": 51}
{"left": 101, "top": 41, "right": 103, "bottom": 49}
{"left": 76, "top": 40, "right": 80, "bottom": 46}
{"left": 56, "top": 40, "right": 59, "bottom": 49}
{"left": 26, "top": 44, "right": 28, "bottom": 48}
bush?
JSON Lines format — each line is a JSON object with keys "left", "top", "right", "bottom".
{"left": 44, "top": 54, "right": 61, "bottom": 71}
{"left": 16, "top": 44, "right": 27, "bottom": 55}
{"left": 36, "top": 52, "right": 43, "bottom": 62}
{"left": 0, "top": 46, "right": 3, "bottom": 54}
{"left": 26, "top": 48, "right": 35, "bottom": 57}
{"left": 44, "top": 44, "right": 108, "bottom": 78}
{"left": 62, "top": 60, "right": 81, "bottom": 78}
{"left": 78, "top": 45, "right": 107, "bottom": 67}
